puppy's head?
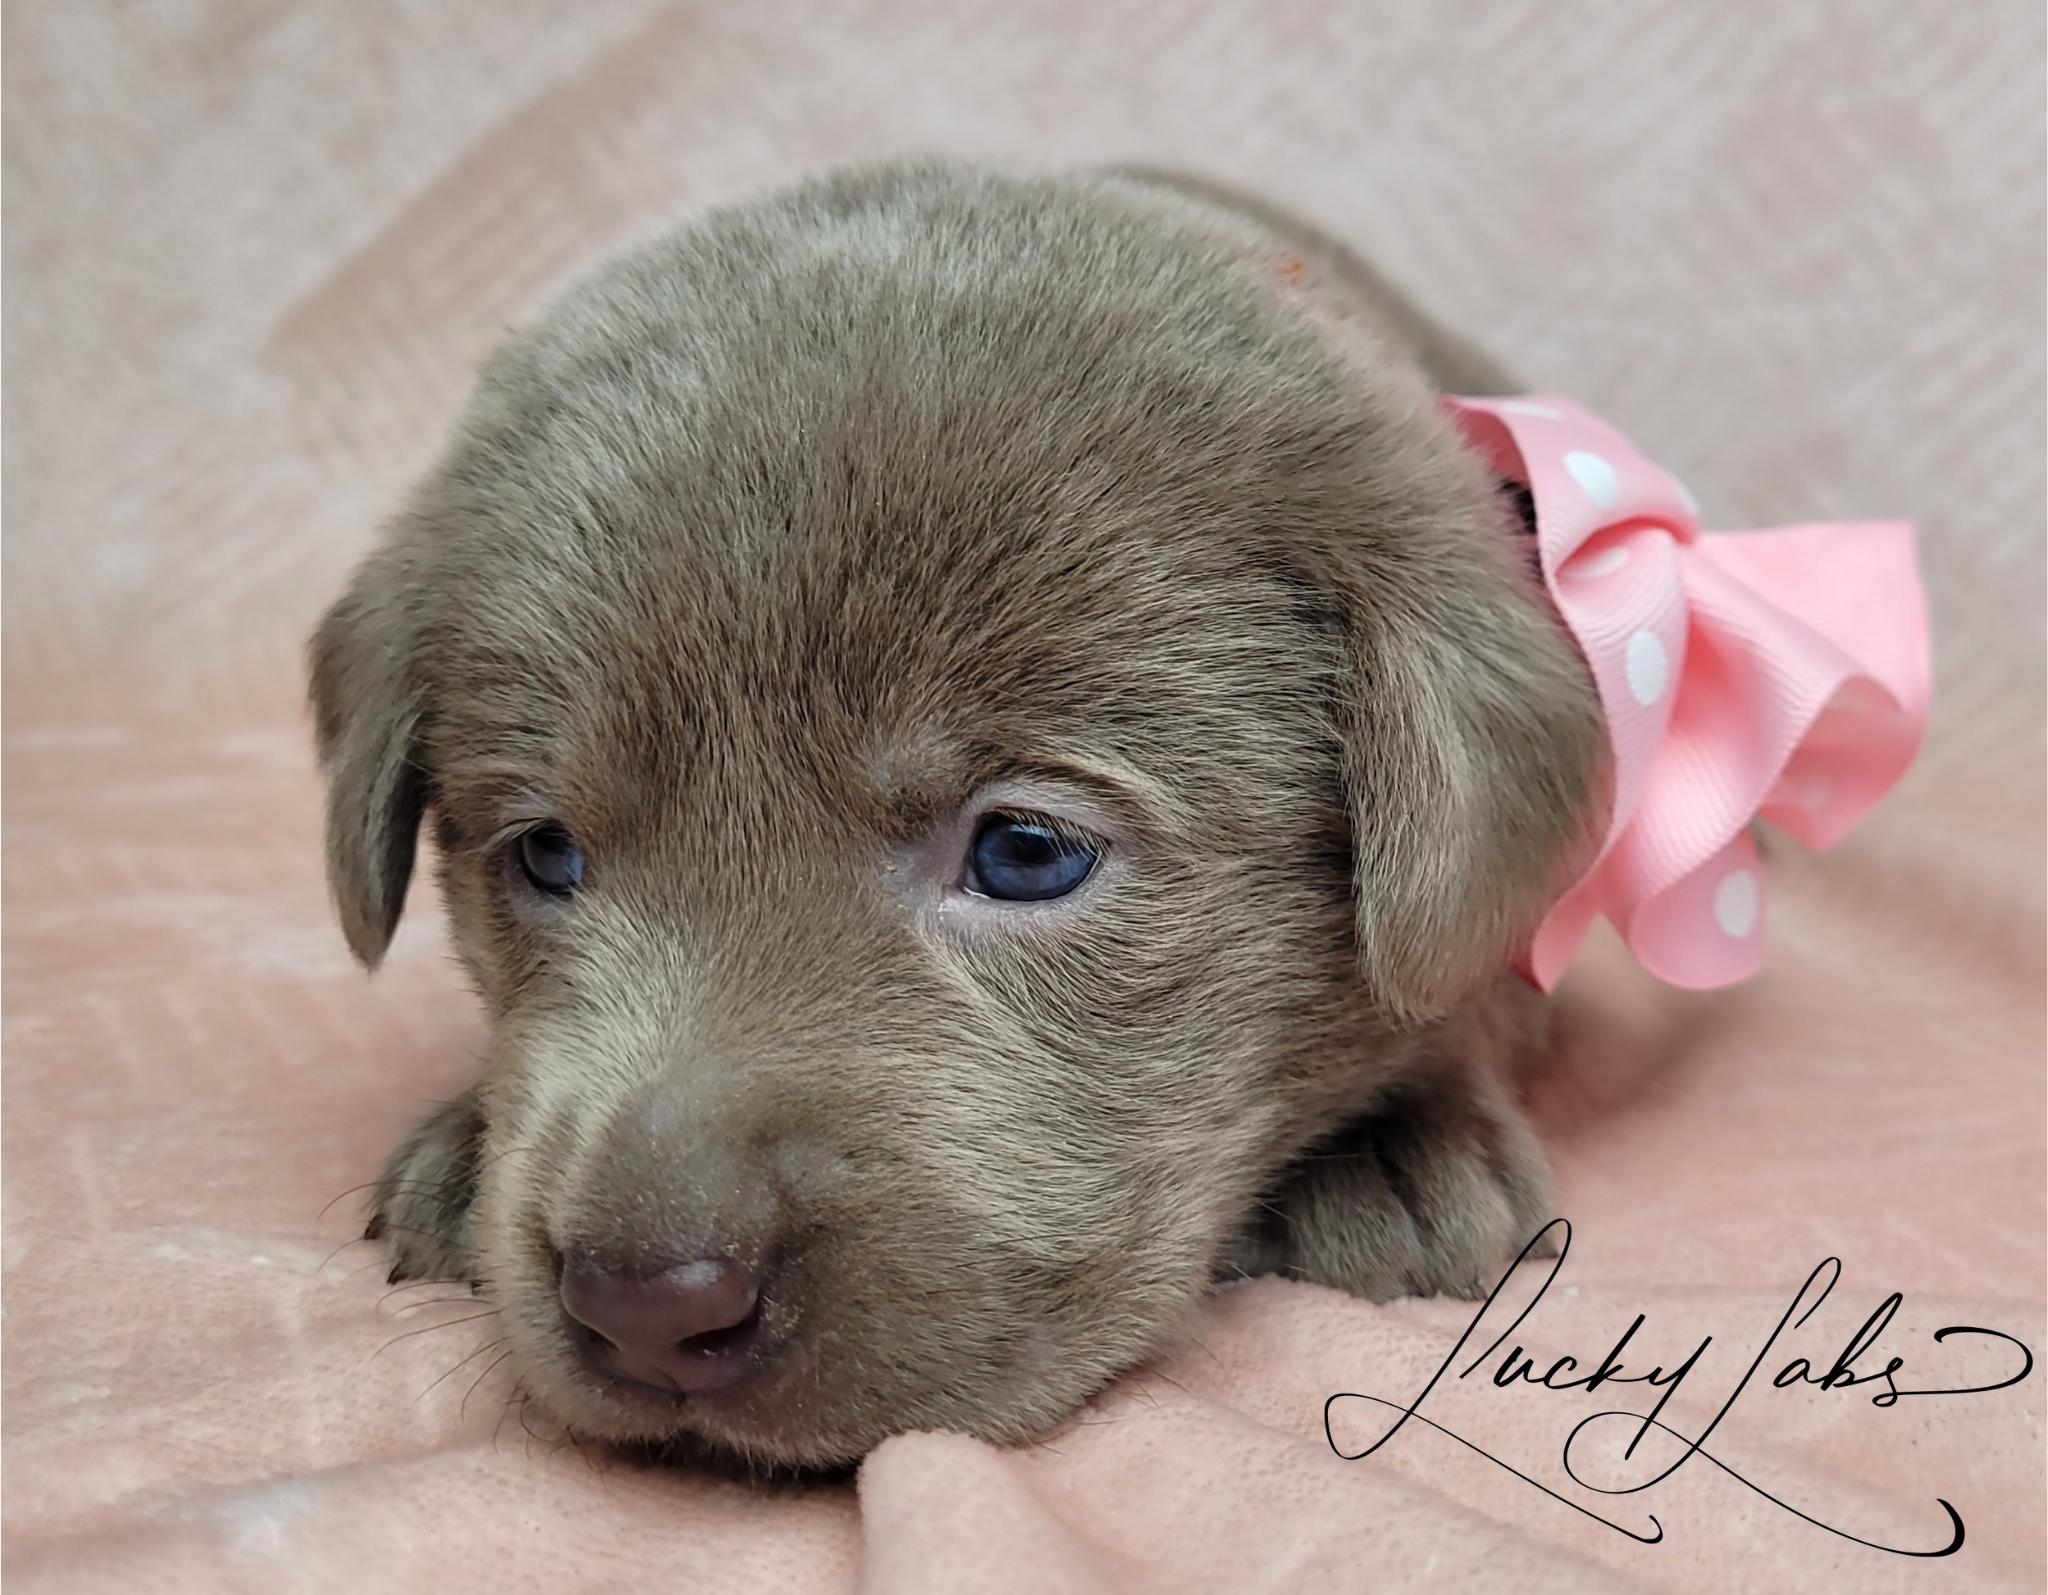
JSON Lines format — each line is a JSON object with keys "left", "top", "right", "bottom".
{"left": 310, "top": 163, "right": 1600, "bottom": 1467}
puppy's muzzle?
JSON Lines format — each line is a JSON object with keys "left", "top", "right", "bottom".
{"left": 550, "top": 1079, "right": 799, "bottom": 1404}
{"left": 560, "top": 1255, "right": 765, "bottom": 1395}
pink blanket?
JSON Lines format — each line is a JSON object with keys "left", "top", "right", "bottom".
{"left": 6, "top": 3, "right": 2041, "bottom": 1589}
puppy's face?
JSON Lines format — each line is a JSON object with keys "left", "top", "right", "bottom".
{"left": 311, "top": 165, "right": 1600, "bottom": 1467}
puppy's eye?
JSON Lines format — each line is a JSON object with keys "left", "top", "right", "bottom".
{"left": 517, "top": 823, "right": 585, "bottom": 896}
{"left": 966, "top": 814, "right": 1101, "bottom": 902}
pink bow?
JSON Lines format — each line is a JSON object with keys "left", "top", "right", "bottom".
{"left": 1442, "top": 395, "right": 1930, "bottom": 991}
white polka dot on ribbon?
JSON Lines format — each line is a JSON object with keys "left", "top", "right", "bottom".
{"left": 1565, "top": 450, "right": 1619, "bottom": 509}
{"left": 1625, "top": 630, "right": 1668, "bottom": 707}
{"left": 1713, "top": 870, "right": 1759, "bottom": 938}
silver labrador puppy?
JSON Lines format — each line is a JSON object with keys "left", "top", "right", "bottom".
{"left": 311, "top": 160, "right": 1604, "bottom": 1470}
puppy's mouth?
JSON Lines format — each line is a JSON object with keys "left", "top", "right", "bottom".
{"left": 501, "top": 1213, "right": 993, "bottom": 1468}
{"left": 493, "top": 1147, "right": 1171, "bottom": 1468}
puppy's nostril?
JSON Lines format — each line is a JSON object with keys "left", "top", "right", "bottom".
{"left": 559, "top": 1256, "right": 766, "bottom": 1396}
{"left": 677, "top": 1297, "right": 761, "bottom": 1359}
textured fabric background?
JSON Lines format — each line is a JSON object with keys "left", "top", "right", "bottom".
{"left": 5, "top": 3, "right": 2042, "bottom": 1590}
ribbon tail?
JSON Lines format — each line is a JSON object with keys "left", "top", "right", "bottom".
{"left": 1621, "top": 828, "right": 1767, "bottom": 988}
{"left": 1688, "top": 521, "right": 1930, "bottom": 849}
{"left": 1525, "top": 520, "right": 1929, "bottom": 991}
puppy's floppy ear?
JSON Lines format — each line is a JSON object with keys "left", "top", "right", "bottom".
{"left": 1329, "top": 485, "right": 1606, "bottom": 1026}
{"left": 308, "top": 548, "right": 428, "bottom": 969}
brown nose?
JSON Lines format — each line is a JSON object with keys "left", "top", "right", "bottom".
{"left": 559, "top": 1258, "right": 764, "bottom": 1395}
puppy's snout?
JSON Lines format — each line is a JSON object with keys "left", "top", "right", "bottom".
{"left": 560, "top": 1257, "right": 765, "bottom": 1395}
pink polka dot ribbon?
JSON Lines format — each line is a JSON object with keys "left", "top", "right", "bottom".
{"left": 1442, "top": 395, "right": 1931, "bottom": 991}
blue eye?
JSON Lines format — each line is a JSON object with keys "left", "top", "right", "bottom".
{"left": 518, "top": 823, "right": 584, "bottom": 896}
{"left": 967, "top": 814, "right": 1101, "bottom": 902}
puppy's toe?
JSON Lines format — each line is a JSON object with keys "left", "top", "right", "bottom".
{"left": 367, "top": 1090, "right": 485, "bottom": 1285}
{"left": 1247, "top": 1060, "right": 1553, "bottom": 1303}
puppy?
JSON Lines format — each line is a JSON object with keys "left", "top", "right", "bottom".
{"left": 310, "top": 159, "right": 1605, "bottom": 1470}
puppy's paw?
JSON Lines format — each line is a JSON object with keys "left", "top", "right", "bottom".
{"left": 1235, "top": 1056, "right": 1554, "bottom": 1303}
{"left": 365, "top": 1090, "right": 485, "bottom": 1285}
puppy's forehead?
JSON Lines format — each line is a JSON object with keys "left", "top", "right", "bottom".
{"left": 433, "top": 489, "right": 1325, "bottom": 848}
{"left": 415, "top": 172, "right": 1432, "bottom": 828}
